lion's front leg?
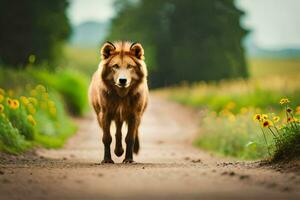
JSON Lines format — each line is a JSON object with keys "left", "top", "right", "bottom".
{"left": 124, "top": 114, "right": 140, "bottom": 163}
{"left": 100, "top": 113, "right": 114, "bottom": 164}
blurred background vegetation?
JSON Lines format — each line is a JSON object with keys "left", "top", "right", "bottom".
{"left": 0, "top": 0, "right": 299, "bottom": 160}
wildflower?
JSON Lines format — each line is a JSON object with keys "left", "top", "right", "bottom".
{"left": 286, "top": 107, "right": 293, "bottom": 113}
{"left": 49, "top": 107, "right": 57, "bottom": 117}
{"left": 225, "top": 101, "right": 236, "bottom": 110}
{"left": 0, "top": 104, "right": 4, "bottom": 113}
{"left": 28, "top": 97, "right": 38, "bottom": 106}
{"left": 240, "top": 107, "right": 248, "bottom": 114}
{"left": 287, "top": 117, "right": 294, "bottom": 123}
{"left": 27, "top": 104, "right": 36, "bottom": 115}
{"left": 10, "top": 99, "right": 20, "bottom": 110}
{"left": 279, "top": 98, "right": 290, "bottom": 105}
{"left": 30, "top": 89, "right": 37, "bottom": 97}
{"left": 0, "top": 88, "right": 5, "bottom": 95}
{"left": 36, "top": 85, "right": 46, "bottom": 93}
{"left": 47, "top": 100, "right": 55, "bottom": 108}
{"left": 273, "top": 116, "right": 280, "bottom": 123}
{"left": 20, "top": 96, "right": 29, "bottom": 105}
{"left": 296, "top": 106, "right": 300, "bottom": 115}
{"left": 262, "top": 114, "right": 268, "bottom": 120}
{"left": 253, "top": 114, "right": 262, "bottom": 122}
{"left": 7, "top": 98, "right": 12, "bottom": 106}
{"left": 27, "top": 115, "right": 37, "bottom": 126}
{"left": 0, "top": 94, "right": 3, "bottom": 103}
{"left": 261, "top": 119, "right": 273, "bottom": 128}
{"left": 42, "top": 92, "right": 49, "bottom": 100}
{"left": 228, "top": 115, "right": 235, "bottom": 122}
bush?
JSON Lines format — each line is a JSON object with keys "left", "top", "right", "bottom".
{"left": 0, "top": 66, "right": 89, "bottom": 116}
{"left": 0, "top": 85, "right": 76, "bottom": 154}
{"left": 31, "top": 69, "right": 89, "bottom": 115}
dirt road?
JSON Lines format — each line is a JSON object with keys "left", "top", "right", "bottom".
{"left": 0, "top": 95, "right": 299, "bottom": 200}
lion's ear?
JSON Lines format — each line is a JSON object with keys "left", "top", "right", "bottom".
{"left": 130, "top": 42, "right": 144, "bottom": 60}
{"left": 101, "top": 41, "right": 116, "bottom": 59}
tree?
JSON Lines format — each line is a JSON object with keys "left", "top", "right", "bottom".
{"left": 107, "top": 0, "right": 248, "bottom": 88}
{"left": 0, "top": 0, "right": 71, "bottom": 68}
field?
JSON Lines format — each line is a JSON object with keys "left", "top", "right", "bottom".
{"left": 157, "top": 58, "right": 300, "bottom": 160}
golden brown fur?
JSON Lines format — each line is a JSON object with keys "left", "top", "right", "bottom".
{"left": 89, "top": 41, "right": 148, "bottom": 163}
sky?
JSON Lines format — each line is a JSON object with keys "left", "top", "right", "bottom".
{"left": 68, "top": 0, "right": 300, "bottom": 50}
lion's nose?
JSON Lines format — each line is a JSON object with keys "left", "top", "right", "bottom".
{"left": 119, "top": 78, "right": 127, "bottom": 85}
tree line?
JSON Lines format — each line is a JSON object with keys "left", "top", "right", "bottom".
{"left": 107, "top": 0, "right": 249, "bottom": 87}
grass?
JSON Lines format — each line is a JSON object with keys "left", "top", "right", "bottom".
{"left": 158, "top": 57, "right": 300, "bottom": 160}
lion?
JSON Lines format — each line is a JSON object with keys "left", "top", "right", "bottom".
{"left": 88, "top": 41, "right": 148, "bottom": 163}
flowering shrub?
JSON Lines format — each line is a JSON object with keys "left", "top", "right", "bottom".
{"left": 0, "top": 85, "right": 76, "bottom": 154}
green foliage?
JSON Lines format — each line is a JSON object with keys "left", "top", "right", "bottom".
{"left": 0, "top": 85, "right": 76, "bottom": 154}
{"left": 273, "top": 125, "right": 300, "bottom": 161}
{"left": 108, "top": 0, "right": 248, "bottom": 87}
{"left": 0, "top": 66, "right": 89, "bottom": 116}
{"left": 0, "top": 115, "right": 31, "bottom": 154}
{"left": 31, "top": 69, "right": 89, "bottom": 115}
{"left": 0, "top": 0, "right": 71, "bottom": 67}
{"left": 194, "top": 111, "right": 270, "bottom": 159}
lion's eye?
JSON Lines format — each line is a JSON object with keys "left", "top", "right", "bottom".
{"left": 127, "top": 65, "right": 133, "bottom": 69}
{"left": 112, "top": 64, "right": 119, "bottom": 69}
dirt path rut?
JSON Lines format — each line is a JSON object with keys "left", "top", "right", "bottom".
{"left": 0, "top": 95, "right": 299, "bottom": 200}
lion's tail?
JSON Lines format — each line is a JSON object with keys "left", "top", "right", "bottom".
{"left": 134, "top": 134, "right": 140, "bottom": 154}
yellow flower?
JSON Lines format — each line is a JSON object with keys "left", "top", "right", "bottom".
{"left": 10, "top": 99, "right": 20, "bottom": 110}
{"left": 28, "top": 97, "right": 38, "bottom": 106}
{"left": 279, "top": 98, "right": 290, "bottom": 105}
{"left": 20, "top": 96, "right": 29, "bottom": 105}
{"left": 273, "top": 116, "right": 280, "bottom": 123}
{"left": 42, "top": 92, "right": 49, "bottom": 100}
{"left": 30, "top": 89, "right": 37, "bottom": 97}
{"left": 262, "top": 114, "right": 268, "bottom": 120}
{"left": 225, "top": 101, "right": 236, "bottom": 110}
{"left": 0, "top": 104, "right": 4, "bottom": 113}
{"left": 36, "top": 84, "right": 46, "bottom": 93}
{"left": 253, "top": 114, "right": 262, "bottom": 122}
{"left": 27, "top": 104, "right": 36, "bottom": 115}
{"left": 49, "top": 107, "right": 57, "bottom": 117}
{"left": 286, "top": 107, "right": 293, "bottom": 113}
{"left": 0, "top": 88, "right": 5, "bottom": 95}
{"left": 287, "top": 117, "right": 294, "bottom": 123}
{"left": 0, "top": 94, "right": 4, "bottom": 103}
{"left": 240, "top": 107, "right": 248, "bottom": 114}
{"left": 296, "top": 106, "right": 300, "bottom": 115}
{"left": 47, "top": 100, "right": 55, "bottom": 108}
{"left": 261, "top": 119, "right": 273, "bottom": 128}
{"left": 7, "top": 98, "right": 12, "bottom": 106}
{"left": 27, "top": 115, "right": 37, "bottom": 126}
